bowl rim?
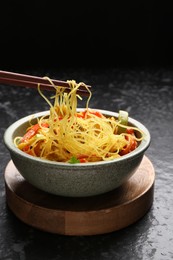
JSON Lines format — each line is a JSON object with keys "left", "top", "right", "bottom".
{"left": 4, "top": 109, "right": 151, "bottom": 167}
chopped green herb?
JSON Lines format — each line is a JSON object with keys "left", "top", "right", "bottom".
{"left": 69, "top": 156, "right": 80, "bottom": 164}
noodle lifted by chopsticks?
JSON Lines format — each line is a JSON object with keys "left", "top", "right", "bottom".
{"left": 14, "top": 78, "right": 143, "bottom": 163}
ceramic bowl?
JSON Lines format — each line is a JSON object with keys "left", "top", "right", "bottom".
{"left": 3, "top": 109, "right": 151, "bottom": 197}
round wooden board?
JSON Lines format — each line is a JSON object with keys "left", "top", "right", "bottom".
{"left": 4, "top": 156, "right": 155, "bottom": 236}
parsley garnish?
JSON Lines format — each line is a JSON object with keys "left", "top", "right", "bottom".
{"left": 69, "top": 156, "right": 80, "bottom": 164}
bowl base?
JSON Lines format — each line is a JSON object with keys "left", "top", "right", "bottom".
{"left": 4, "top": 156, "right": 155, "bottom": 236}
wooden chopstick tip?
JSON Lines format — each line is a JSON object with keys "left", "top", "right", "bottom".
{"left": 0, "top": 70, "right": 92, "bottom": 96}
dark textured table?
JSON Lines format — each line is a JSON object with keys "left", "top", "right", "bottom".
{"left": 0, "top": 67, "right": 172, "bottom": 260}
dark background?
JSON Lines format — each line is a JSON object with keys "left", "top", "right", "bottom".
{"left": 1, "top": 1, "right": 173, "bottom": 70}
{"left": 1, "top": 2, "right": 173, "bottom": 259}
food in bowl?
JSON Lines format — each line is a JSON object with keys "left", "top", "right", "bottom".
{"left": 3, "top": 78, "right": 150, "bottom": 197}
{"left": 13, "top": 79, "right": 144, "bottom": 163}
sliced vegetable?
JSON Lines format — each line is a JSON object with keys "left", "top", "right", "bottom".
{"left": 120, "top": 135, "right": 137, "bottom": 155}
{"left": 20, "top": 124, "right": 40, "bottom": 143}
{"left": 78, "top": 158, "right": 88, "bottom": 163}
{"left": 77, "top": 109, "right": 103, "bottom": 119}
{"left": 20, "top": 123, "right": 49, "bottom": 143}
{"left": 88, "top": 110, "right": 103, "bottom": 118}
{"left": 117, "top": 110, "right": 128, "bottom": 134}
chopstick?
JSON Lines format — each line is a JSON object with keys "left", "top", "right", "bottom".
{"left": 0, "top": 70, "right": 91, "bottom": 96}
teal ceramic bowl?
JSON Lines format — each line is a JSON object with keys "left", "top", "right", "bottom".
{"left": 3, "top": 109, "right": 151, "bottom": 197}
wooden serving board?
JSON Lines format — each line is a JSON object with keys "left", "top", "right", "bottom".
{"left": 4, "top": 156, "right": 155, "bottom": 236}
